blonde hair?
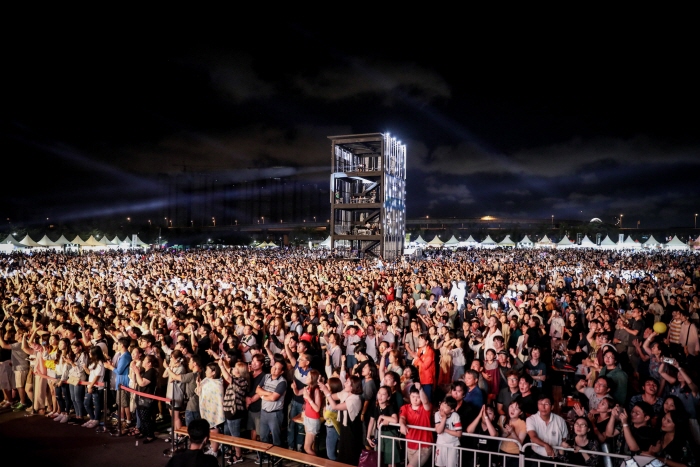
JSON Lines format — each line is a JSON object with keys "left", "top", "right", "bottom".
{"left": 439, "top": 352, "right": 453, "bottom": 375}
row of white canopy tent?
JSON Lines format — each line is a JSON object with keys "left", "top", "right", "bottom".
{"left": 1, "top": 234, "right": 150, "bottom": 253}
{"left": 254, "top": 241, "right": 279, "bottom": 248}
{"left": 408, "top": 234, "right": 696, "bottom": 251}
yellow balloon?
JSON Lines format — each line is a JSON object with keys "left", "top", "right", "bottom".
{"left": 653, "top": 322, "right": 667, "bottom": 334}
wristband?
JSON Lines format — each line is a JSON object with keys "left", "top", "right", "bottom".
{"left": 622, "top": 424, "right": 629, "bottom": 427}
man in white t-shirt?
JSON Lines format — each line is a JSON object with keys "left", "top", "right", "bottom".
{"left": 434, "top": 396, "right": 462, "bottom": 467}
{"left": 526, "top": 395, "right": 568, "bottom": 460}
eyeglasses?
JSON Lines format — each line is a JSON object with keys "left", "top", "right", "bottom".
{"left": 574, "top": 423, "right": 588, "bottom": 428}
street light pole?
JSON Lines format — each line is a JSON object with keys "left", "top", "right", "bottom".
{"left": 620, "top": 214, "right": 623, "bottom": 229}
{"left": 695, "top": 213, "right": 698, "bottom": 229}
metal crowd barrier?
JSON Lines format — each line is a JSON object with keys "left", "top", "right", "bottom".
{"left": 35, "top": 372, "right": 178, "bottom": 456}
{"left": 377, "top": 422, "right": 632, "bottom": 467}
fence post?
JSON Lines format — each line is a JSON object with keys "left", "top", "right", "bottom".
{"left": 111, "top": 385, "right": 122, "bottom": 437}
{"left": 377, "top": 425, "right": 381, "bottom": 467}
{"left": 163, "top": 380, "right": 177, "bottom": 458}
{"left": 96, "top": 379, "right": 108, "bottom": 434}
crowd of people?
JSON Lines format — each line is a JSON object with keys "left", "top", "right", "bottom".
{"left": 0, "top": 246, "right": 699, "bottom": 467}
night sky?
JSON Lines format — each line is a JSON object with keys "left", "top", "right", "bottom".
{"left": 3, "top": 19, "right": 699, "bottom": 229}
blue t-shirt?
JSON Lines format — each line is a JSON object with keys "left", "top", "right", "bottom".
{"left": 463, "top": 385, "right": 484, "bottom": 411}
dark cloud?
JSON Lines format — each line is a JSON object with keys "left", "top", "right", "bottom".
{"left": 2, "top": 19, "right": 699, "bottom": 230}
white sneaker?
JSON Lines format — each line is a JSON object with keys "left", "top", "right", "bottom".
{"left": 90, "top": 420, "right": 100, "bottom": 428}
{"left": 204, "top": 447, "right": 217, "bottom": 456}
{"left": 60, "top": 414, "right": 69, "bottom": 423}
{"left": 54, "top": 413, "right": 64, "bottom": 422}
{"left": 81, "top": 420, "right": 92, "bottom": 427}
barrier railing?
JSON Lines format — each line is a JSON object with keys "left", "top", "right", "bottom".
{"left": 116, "top": 383, "right": 174, "bottom": 456}
{"left": 377, "top": 422, "right": 632, "bottom": 467}
{"left": 34, "top": 372, "right": 108, "bottom": 432}
{"left": 34, "top": 371, "right": 178, "bottom": 456}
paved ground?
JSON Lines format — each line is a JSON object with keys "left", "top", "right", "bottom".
{"left": 0, "top": 406, "right": 306, "bottom": 467}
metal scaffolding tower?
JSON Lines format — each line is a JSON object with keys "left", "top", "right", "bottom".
{"left": 329, "top": 132, "right": 406, "bottom": 260}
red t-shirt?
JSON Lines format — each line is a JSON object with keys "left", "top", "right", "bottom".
{"left": 399, "top": 403, "right": 434, "bottom": 449}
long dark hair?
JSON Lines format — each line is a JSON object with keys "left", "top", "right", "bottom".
{"left": 57, "top": 337, "right": 71, "bottom": 361}
{"left": 88, "top": 346, "right": 106, "bottom": 368}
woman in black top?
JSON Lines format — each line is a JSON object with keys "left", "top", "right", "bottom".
{"left": 367, "top": 386, "right": 400, "bottom": 467}
{"left": 647, "top": 410, "right": 694, "bottom": 467}
{"left": 562, "top": 416, "right": 600, "bottom": 466}
{"left": 131, "top": 355, "right": 159, "bottom": 443}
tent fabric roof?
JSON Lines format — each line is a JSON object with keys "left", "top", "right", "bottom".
{"left": 414, "top": 235, "right": 427, "bottom": 244}
{"left": 133, "top": 236, "right": 149, "bottom": 247}
{"left": 621, "top": 236, "right": 641, "bottom": 248}
{"left": 579, "top": 236, "right": 596, "bottom": 246}
{"left": 464, "top": 235, "right": 479, "bottom": 244}
{"left": 498, "top": 235, "right": 516, "bottom": 246}
{"left": 480, "top": 235, "right": 497, "bottom": 245}
{"left": 643, "top": 235, "right": 661, "bottom": 246}
{"left": 71, "top": 235, "right": 87, "bottom": 245}
{"left": 444, "top": 235, "right": 460, "bottom": 245}
{"left": 666, "top": 235, "right": 688, "bottom": 247}
{"left": 519, "top": 235, "right": 534, "bottom": 244}
{"left": 666, "top": 235, "right": 689, "bottom": 248}
{"left": 537, "top": 235, "right": 553, "bottom": 244}
{"left": 599, "top": 235, "right": 617, "bottom": 246}
{"left": 427, "top": 235, "right": 444, "bottom": 246}
{"left": 557, "top": 236, "right": 574, "bottom": 245}
{"left": 83, "top": 235, "right": 103, "bottom": 246}
{"left": 37, "top": 235, "right": 60, "bottom": 247}
{"left": 2, "top": 234, "right": 26, "bottom": 247}
{"left": 54, "top": 235, "right": 72, "bottom": 245}
{"left": 19, "top": 235, "right": 43, "bottom": 247}
{"left": 98, "top": 236, "right": 112, "bottom": 246}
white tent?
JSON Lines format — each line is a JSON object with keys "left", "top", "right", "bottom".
{"left": 257, "top": 242, "right": 269, "bottom": 248}
{"left": 599, "top": 235, "right": 618, "bottom": 250}
{"left": 132, "top": 235, "right": 150, "bottom": 248}
{"left": 578, "top": 235, "right": 597, "bottom": 248}
{"left": 665, "top": 235, "right": 690, "bottom": 251}
{"left": 643, "top": 235, "right": 662, "bottom": 248}
{"left": 71, "top": 235, "right": 87, "bottom": 246}
{"left": 414, "top": 235, "right": 428, "bottom": 245}
{"left": 498, "top": 235, "right": 516, "bottom": 247}
{"left": 518, "top": 235, "right": 535, "bottom": 248}
{"left": 37, "top": 235, "right": 62, "bottom": 249}
{"left": 319, "top": 236, "right": 331, "bottom": 249}
{"left": 620, "top": 236, "right": 642, "bottom": 249}
{"left": 556, "top": 236, "right": 576, "bottom": 249}
{"left": 83, "top": 235, "right": 103, "bottom": 247}
{"left": 19, "top": 235, "right": 44, "bottom": 248}
{"left": 0, "top": 234, "right": 27, "bottom": 253}
{"left": 479, "top": 235, "right": 498, "bottom": 248}
{"left": 426, "top": 235, "right": 444, "bottom": 248}
{"left": 458, "top": 235, "right": 479, "bottom": 248}
{"left": 53, "top": 235, "right": 72, "bottom": 246}
{"left": 266, "top": 242, "right": 279, "bottom": 248}
{"left": 444, "top": 235, "right": 460, "bottom": 248}
{"left": 536, "top": 235, "right": 554, "bottom": 248}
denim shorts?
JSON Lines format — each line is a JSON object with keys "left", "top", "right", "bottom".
{"left": 303, "top": 416, "right": 321, "bottom": 435}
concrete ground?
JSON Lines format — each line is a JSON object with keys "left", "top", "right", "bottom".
{"left": 0, "top": 406, "right": 311, "bottom": 467}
